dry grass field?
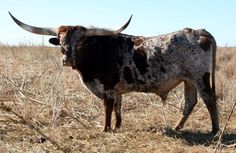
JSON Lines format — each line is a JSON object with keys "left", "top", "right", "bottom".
{"left": 0, "top": 45, "right": 236, "bottom": 153}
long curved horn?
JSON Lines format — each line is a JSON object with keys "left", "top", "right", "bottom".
{"left": 9, "top": 12, "right": 57, "bottom": 36}
{"left": 85, "top": 15, "right": 132, "bottom": 36}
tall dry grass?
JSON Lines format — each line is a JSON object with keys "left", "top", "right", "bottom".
{"left": 0, "top": 44, "right": 236, "bottom": 152}
{"left": 216, "top": 47, "right": 236, "bottom": 121}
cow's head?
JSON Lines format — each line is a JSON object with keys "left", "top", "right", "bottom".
{"left": 9, "top": 12, "right": 132, "bottom": 67}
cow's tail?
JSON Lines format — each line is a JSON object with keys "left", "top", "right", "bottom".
{"left": 211, "top": 37, "right": 217, "bottom": 97}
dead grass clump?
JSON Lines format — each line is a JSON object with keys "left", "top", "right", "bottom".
{"left": 217, "top": 47, "right": 236, "bottom": 79}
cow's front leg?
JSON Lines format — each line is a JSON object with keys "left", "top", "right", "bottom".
{"left": 103, "top": 97, "right": 114, "bottom": 132}
{"left": 114, "top": 95, "right": 122, "bottom": 129}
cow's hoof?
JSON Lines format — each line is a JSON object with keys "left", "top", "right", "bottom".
{"left": 113, "top": 127, "right": 122, "bottom": 133}
{"left": 211, "top": 128, "right": 220, "bottom": 135}
{"left": 173, "top": 125, "right": 183, "bottom": 132}
{"left": 103, "top": 127, "right": 112, "bottom": 132}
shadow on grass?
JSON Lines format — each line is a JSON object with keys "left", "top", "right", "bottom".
{"left": 162, "top": 127, "right": 236, "bottom": 147}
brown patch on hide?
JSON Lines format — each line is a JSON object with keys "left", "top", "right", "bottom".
{"left": 114, "top": 81, "right": 128, "bottom": 94}
{"left": 184, "top": 28, "right": 193, "bottom": 33}
{"left": 199, "top": 36, "right": 211, "bottom": 52}
{"left": 133, "top": 38, "right": 144, "bottom": 47}
{"left": 57, "top": 26, "right": 69, "bottom": 37}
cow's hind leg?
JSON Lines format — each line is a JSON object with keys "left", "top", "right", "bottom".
{"left": 103, "top": 98, "right": 114, "bottom": 132}
{"left": 174, "top": 81, "right": 197, "bottom": 131}
{"left": 196, "top": 72, "right": 219, "bottom": 134}
{"left": 113, "top": 95, "right": 122, "bottom": 129}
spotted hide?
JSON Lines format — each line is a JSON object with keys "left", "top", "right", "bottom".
{"left": 9, "top": 13, "right": 219, "bottom": 134}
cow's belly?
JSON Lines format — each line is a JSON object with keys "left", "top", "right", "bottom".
{"left": 78, "top": 69, "right": 183, "bottom": 100}
{"left": 115, "top": 77, "right": 183, "bottom": 97}
{"left": 153, "top": 78, "right": 183, "bottom": 96}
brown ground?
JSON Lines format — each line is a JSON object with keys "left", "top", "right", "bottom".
{"left": 0, "top": 45, "right": 236, "bottom": 153}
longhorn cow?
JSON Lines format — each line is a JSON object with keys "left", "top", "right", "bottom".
{"left": 9, "top": 12, "right": 219, "bottom": 134}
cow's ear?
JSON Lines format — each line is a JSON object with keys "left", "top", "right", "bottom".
{"left": 49, "top": 38, "right": 60, "bottom": 45}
